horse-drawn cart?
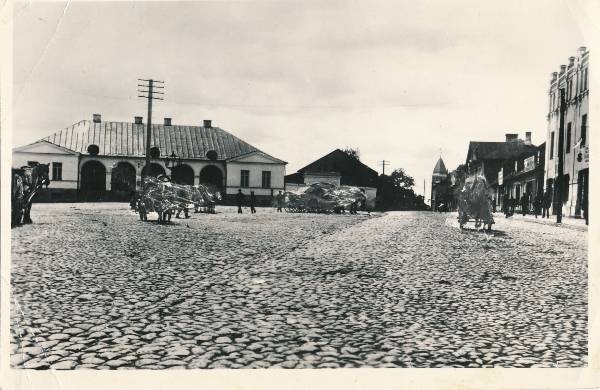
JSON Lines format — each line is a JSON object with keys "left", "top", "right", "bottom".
{"left": 457, "top": 175, "right": 494, "bottom": 231}
{"left": 136, "top": 176, "right": 221, "bottom": 223}
{"left": 283, "top": 183, "right": 366, "bottom": 214}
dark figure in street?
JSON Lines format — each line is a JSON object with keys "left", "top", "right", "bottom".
{"left": 533, "top": 191, "right": 542, "bottom": 219}
{"left": 503, "top": 193, "right": 510, "bottom": 217}
{"left": 492, "top": 198, "right": 496, "bottom": 213}
{"left": 276, "top": 190, "right": 284, "bottom": 212}
{"left": 521, "top": 192, "right": 529, "bottom": 216}
{"left": 509, "top": 196, "right": 516, "bottom": 215}
{"left": 250, "top": 191, "right": 257, "bottom": 214}
{"left": 542, "top": 190, "right": 551, "bottom": 218}
{"left": 236, "top": 189, "right": 245, "bottom": 214}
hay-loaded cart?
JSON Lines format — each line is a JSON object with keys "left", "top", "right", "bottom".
{"left": 283, "top": 183, "right": 366, "bottom": 214}
{"left": 457, "top": 175, "right": 495, "bottom": 231}
{"left": 137, "top": 177, "right": 220, "bottom": 223}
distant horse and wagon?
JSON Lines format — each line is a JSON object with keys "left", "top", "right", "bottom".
{"left": 456, "top": 175, "right": 495, "bottom": 232}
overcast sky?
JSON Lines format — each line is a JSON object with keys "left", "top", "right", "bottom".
{"left": 13, "top": 0, "right": 591, "bottom": 198}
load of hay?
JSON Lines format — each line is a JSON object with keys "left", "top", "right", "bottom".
{"left": 283, "top": 182, "right": 366, "bottom": 213}
{"left": 457, "top": 174, "right": 494, "bottom": 228}
{"left": 138, "top": 176, "right": 221, "bottom": 221}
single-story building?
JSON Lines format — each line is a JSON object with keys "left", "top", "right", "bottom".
{"left": 284, "top": 149, "right": 378, "bottom": 209}
{"left": 13, "top": 114, "right": 287, "bottom": 205}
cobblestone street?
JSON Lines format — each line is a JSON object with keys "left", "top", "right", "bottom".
{"left": 11, "top": 204, "right": 587, "bottom": 369}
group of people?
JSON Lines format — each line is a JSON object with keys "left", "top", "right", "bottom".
{"left": 235, "top": 189, "right": 286, "bottom": 214}
{"left": 501, "top": 190, "right": 552, "bottom": 219}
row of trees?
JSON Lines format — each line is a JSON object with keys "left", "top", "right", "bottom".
{"left": 342, "top": 147, "right": 428, "bottom": 211}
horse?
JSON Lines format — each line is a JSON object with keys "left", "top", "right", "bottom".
{"left": 457, "top": 175, "right": 494, "bottom": 231}
{"left": 11, "top": 164, "right": 50, "bottom": 227}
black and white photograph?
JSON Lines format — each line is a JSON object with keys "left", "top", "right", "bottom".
{"left": 3, "top": 0, "right": 598, "bottom": 388}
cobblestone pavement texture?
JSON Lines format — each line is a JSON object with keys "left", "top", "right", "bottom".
{"left": 11, "top": 204, "right": 587, "bottom": 369}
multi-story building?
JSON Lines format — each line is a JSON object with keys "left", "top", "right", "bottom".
{"left": 13, "top": 114, "right": 287, "bottom": 205}
{"left": 544, "top": 46, "right": 589, "bottom": 221}
{"left": 465, "top": 132, "right": 538, "bottom": 202}
{"left": 498, "top": 143, "right": 545, "bottom": 212}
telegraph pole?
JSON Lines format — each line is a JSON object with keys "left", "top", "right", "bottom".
{"left": 380, "top": 160, "right": 390, "bottom": 176}
{"left": 138, "top": 79, "right": 164, "bottom": 171}
{"left": 555, "top": 88, "right": 565, "bottom": 224}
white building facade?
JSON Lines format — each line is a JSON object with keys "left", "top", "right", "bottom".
{"left": 544, "top": 47, "right": 589, "bottom": 219}
{"left": 13, "top": 115, "right": 287, "bottom": 205}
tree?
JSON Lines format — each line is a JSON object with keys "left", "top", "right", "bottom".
{"left": 390, "top": 168, "right": 415, "bottom": 189}
{"left": 375, "top": 167, "right": 426, "bottom": 211}
{"left": 342, "top": 147, "right": 360, "bottom": 161}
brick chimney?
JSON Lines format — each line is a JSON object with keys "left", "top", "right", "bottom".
{"left": 505, "top": 133, "right": 518, "bottom": 142}
{"left": 525, "top": 131, "right": 532, "bottom": 145}
{"left": 134, "top": 116, "right": 143, "bottom": 125}
{"left": 164, "top": 118, "right": 172, "bottom": 126}
{"left": 204, "top": 119, "right": 212, "bottom": 128}
{"left": 92, "top": 114, "right": 101, "bottom": 123}
{"left": 551, "top": 72, "right": 558, "bottom": 83}
{"left": 579, "top": 46, "right": 587, "bottom": 55}
{"left": 560, "top": 65, "right": 567, "bottom": 74}
{"left": 568, "top": 56, "right": 575, "bottom": 68}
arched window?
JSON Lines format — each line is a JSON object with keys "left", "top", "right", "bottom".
{"left": 80, "top": 160, "right": 106, "bottom": 201}
{"left": 141, "top": 163, "right": 166, "bottom": 178}
{"left": 171, "top": 164, "right": 195, "bottom": 185}
{"left": 111, "top": 161, "right": 136, "bottom": 200}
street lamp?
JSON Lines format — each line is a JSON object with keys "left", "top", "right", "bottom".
{"left": 164, "top": 151, "right": 182, "bottom": 171}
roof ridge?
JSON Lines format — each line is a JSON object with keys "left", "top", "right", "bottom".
{"left": 31, "top": 119, "right": 272, "bottom": 161}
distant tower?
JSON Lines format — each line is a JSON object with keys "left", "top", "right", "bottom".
{"left": 431, "top": 157, "right": 449, "bottom": 211}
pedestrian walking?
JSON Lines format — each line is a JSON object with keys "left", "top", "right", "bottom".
{"left": 521, "top": 192, "right": 529, "bottom": 216}
{"left": 533, "top": 191, "right": 542, "bottom": 219}
{"left": 492, "top": 198, "right": 496, "bottom": 213}
{"left": 542, "top": 190, "right": 551, "bottom": 218}
{"left": 250, "top": 191, "right": 257, "bottom": 214}
{"left": 503, "top": 193, "right": 510, "bottom": 217}
{"left": 276, "top": 190, "right": 284, "bottom": 212}
{"left": 236, "top": 189, "right": 245, "bottom": 214}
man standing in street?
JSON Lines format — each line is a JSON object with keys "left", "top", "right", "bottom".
{"left": 503, "top": 192, "right": 511, "bottom": 217}
{"left": 542, "top": 190, "right": 551, "bottom": 219}
{"left": 236, "top": 189, "right": 245, "bottom": 214}
{"left": 250, "top": 191, "right": 257, "bottom": 214}
{"left": 276, "top": 190, "right": 284, "bottom": 212}
{"left": 521, "top": 192, "right": 529, "bottom": 216}
{"left": 533, "top": 190, "right": 542, "bottom": 219}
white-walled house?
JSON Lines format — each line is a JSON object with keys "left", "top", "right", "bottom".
{"left": 13, "top": 115, "right": 287, "bottom": 204}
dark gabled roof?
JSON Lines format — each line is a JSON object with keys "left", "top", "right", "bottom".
{"left": 433, "top": 157, "right": 447, "bottom": 174}
{"left": 466, "top": 141, "right": 538, "bottom": 162}
{"left": 41, "top": 119, "right": 264, "bottom": 161}
{"left": 291, "top": 149, "right": 378, "bottom": 187}
{"left": 298, "top": 149, "right": 378, "bottom": 176}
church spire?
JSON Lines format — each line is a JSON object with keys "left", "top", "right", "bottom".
{"left": 433, "top": 157, "right": 447, "bottom": 175}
